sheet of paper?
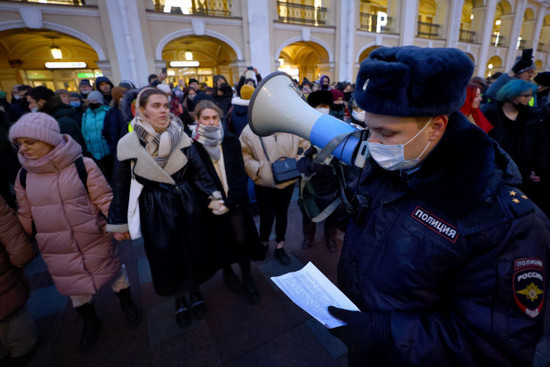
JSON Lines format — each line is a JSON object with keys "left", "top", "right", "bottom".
{"left": 271, "top": 262, "right": 360, "bottom": 329}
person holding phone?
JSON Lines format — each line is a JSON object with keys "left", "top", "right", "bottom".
{"left": 485, "top": 48, "right": 537, "bottom": 102}
{"left": 237, "top": 67, "right": 262, "bottom": 96}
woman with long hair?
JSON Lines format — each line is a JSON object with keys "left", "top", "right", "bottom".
{"left": 192, "top": 100, "right": 261, "bottom": 304}
{"left": 482, "top": 79, "right": 550, "bottom": 215}
{"left": 459, "top": 84, "right": 493, "bottom": 133}
{"left": 108, "top": 88, "right": 221, "bottom": 327}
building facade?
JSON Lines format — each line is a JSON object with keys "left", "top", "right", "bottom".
{"left": 1, "top": 0, "right": 550, "bottom": 92}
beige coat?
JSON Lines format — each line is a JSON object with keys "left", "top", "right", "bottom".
{"left": 15, "top": 136, "right": 121, "bottom": 296}
{"left": 239, "top": 125, "right": 308, "bottom": 189}
{"left": 0, "top": 194, "right": 35, "bottom": 321}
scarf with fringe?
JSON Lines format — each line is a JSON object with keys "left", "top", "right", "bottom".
{"left": 192, "top": 124, "right": 224, "bottom": 162}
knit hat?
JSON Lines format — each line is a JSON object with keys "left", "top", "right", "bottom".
{"left": 240, "top": 84, "right": 255, "bottom": 100}
{"left": 87, "top": 91, "right": 104, "bottom": 104}
{"left": 79, "top": 79, "right": 92, "bottom": 88}
{"left": 9, "top": 112, "right": 63, "bottom": 147}
{"left": 156, "top": 84, "right": 171, "bottom": 94}
{"left": 354, "top": 46, "right": 473, "bottom": 117}
{"left": 330, "top": 89, "right": 345, "bottom": 102}
{"left": 307, "top": 90, "right": 333, "bottom": 108}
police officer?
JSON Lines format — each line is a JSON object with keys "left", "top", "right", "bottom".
{"left": 315, "top": 47, "right": 550, "bottom": 366}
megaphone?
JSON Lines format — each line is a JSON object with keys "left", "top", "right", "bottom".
{"left": 248, "top": 72, "right": 368, "bottom": 168}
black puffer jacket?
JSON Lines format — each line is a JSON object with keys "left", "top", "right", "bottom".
{"left": 337, "top": 112, "right": 550, "bottom": 366}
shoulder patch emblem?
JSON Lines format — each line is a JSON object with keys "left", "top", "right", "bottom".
{"left": 410, "top": 206, "right": 458, "bottom": 243}
{"left": 513, "top": 258, "right": 545, "bottom": 318}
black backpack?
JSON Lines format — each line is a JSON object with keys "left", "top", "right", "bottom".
{"left": 19, "top": 156, "right": 88, "bottom": 192}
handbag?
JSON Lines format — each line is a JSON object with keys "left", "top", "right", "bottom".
{"left": 259, "top": 137, "right": 300, "bottom": 184}
{"left": 128, "top": 160, "right": 143, "bottom": 240}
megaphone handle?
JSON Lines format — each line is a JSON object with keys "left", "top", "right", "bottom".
{"left": 289, "top": 82, "right": 307, "bottom": 103}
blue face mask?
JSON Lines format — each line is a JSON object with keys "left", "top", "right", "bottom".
{"left": 70, "top": 101, "right": 81, "bottom": 108}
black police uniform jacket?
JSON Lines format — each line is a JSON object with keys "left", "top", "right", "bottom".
{"left": 107, "top": 130, "right": 218, "bottom": 296}
{"left": 338, "top": 112, "right": 550, "bottom": 366}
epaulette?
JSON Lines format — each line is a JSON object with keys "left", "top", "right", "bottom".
{"left": 500, "top": 187, "right": 535, "bottom": 218}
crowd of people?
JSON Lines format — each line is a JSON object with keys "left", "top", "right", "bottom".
{"left": 0, "top": 45, "right": 549, "bottom": 366}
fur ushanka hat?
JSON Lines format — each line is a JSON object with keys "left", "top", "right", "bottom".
{"left": 354, "top": 46, "right": 474, "bottom": 117}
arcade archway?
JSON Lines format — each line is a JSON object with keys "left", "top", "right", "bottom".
{"left": 277, "top": 41, "right": 330, "bottom": 84}
{"left": 161, "top": 35, "right": 238, "bottom": 87}
{"left": 0, "top": 28, "right": 100, "bottom": 92}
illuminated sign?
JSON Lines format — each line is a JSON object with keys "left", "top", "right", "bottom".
{"left": 45, "top": 62, "right": 87, "bottom": 69}
{"left": 170, "top": 61, "right": 200, "bottom": 67}
{"left": 376, "top": 11, "right": 387, "bottom": 33}
{"left": 77, "top": 72, "right": 95, "bottom": 78}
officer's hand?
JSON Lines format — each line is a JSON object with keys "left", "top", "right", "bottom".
{"left": 297, "top": 156, "right": 318, "bottom": 176}
{"left": 328, "top": 306, "right": 372, "bottom": 352}
{"left": 304, "top": 146, "right": 317, "bottom": 157}
{"left": 297, "top": 147, "right": 325, "bottom": 176}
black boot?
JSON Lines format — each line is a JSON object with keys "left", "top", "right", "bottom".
{"left": 243, "top": 277, "right": 260, "bottom": 304}
{"left": 116, "top": 287, "right": 141, "bottom": 326}
{"left": 189, "top": 290, "right": 207, "bottom": 319}
{"left": 175, "top": 296, "right": 192, "bottom": 328}
{"left": 75, "top": 303, "right": 101, "bottom": 351}
{"left": 223, "top": 265, "right": 242, "bottom": 293}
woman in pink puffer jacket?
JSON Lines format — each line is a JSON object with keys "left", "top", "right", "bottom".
{"left": 9, "top": 112, "right": 140, "bottom": 351}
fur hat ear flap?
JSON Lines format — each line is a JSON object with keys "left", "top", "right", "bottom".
{"left": 354, "top": 46, "right": 474, "bottom": 117}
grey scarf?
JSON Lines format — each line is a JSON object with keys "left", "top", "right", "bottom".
{"left": 192, "top": 124, "right": 224, "bottom": 162}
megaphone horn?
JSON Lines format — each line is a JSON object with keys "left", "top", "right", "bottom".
{"left": 248, "top": 72, "right": 368, "bottom": 167}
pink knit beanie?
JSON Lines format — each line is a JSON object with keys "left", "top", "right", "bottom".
{"left": 9, "top": 112, "right": 63, "bottom": 147}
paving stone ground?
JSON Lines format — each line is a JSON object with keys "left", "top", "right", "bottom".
{"left": 22, "top": 194, "right": 349, "bottom": 367}
{"left": 20, "top": 190, "right": 550, "bottom": 367}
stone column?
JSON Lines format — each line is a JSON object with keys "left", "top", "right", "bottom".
{"left": 247, "top": 0, "right": 273, "bottom": 77}
{"left": 338, "top": 0, "right": 356, "bottom": 82}
{"left": 528, "top": 5, "right": 545, "bottom": 51}
{"left": 445, "top": 0, "right": 465, "bottom": 47}
{"left": 98, "top": 0, "right": 150, "bottom": 86}
{"left": 505, "top": 0, "right": 527, "bottom": 70}
{"left": 475, "top": 0, "right": 498, "bottom": 77}
{"left": 399, "top": 0, "right": 418, "bottom": 46}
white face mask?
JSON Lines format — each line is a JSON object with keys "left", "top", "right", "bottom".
{"left": 13, "top": 94, "right": 21, "bottom": 100}
{"left": 31, "top": 107, "right": 38, "bottom": 113}
{"left": 367, "top": 118, "right": 433, "bottom": 171}
{"left": 352, "top": 110, "right": 365, "bottom": 122}
{"left": 316, "top": 107, "right": 330, "bottom": 115}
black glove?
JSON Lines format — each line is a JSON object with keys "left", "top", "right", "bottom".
{"left": 328, "top": 306, "right": 391, "bottom": 354}
{"left": 297, "top": 146, "right": 325, "bottom": 176}
{"left": 297, "top": 155, "right": 325, "bottom": 176}
{"left": 512, "top": 48, "right": 534, "bottom": 74}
